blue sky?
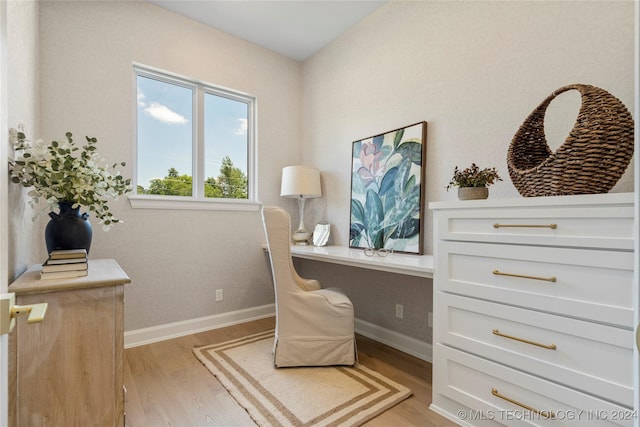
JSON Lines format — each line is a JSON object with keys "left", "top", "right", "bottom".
{"left": 136, "top": 75, "right": 248, "bottom": 189}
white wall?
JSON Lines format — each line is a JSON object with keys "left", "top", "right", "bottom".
{"left": 7, "top": 0, "right": 40, "bottom": 281}
{"left": 303, "top": 0, "right": 635, "bottom": 251}
{"left": 299, "top": 0, "right": 635, "bottom": 341}
{"left": 37, "top": 1, "right": 303, "bottom": 330}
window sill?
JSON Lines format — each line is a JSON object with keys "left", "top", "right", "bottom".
{"left": 128, "top": 195, "right": 261, "bottom": 212}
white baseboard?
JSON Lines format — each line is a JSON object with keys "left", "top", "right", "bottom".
{"left": 124, "top": 304, "right": 276, "bottom": 348}
{"left": 125, "top": 305, "right": 433, "bottom": 363}
{"left": 355, "top": 318, "right": 433, "bottom": 362}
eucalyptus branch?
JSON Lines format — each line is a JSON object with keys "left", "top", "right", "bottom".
{"left": 9, "top": 127, "right": 132, "bottom": 230}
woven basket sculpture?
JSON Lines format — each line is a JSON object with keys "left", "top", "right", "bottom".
{"left": 507, "top": 84, "right": 634, "bottom": 197}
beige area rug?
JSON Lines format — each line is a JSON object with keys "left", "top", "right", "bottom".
{"left": 193, "top": 329, "right": 412, "bottom": 427}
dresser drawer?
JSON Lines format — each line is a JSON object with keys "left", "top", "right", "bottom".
{"left": 434, "top": 201, "right": 633, "bottom": 250}
{"left": 433, "top": 344, "right": 636, "bottom": 426}
{"left": 437, "top": 241, "right": 634, "bottom": 327}
{"left": 436, "top": 293, "right": 634, "bottom": 407}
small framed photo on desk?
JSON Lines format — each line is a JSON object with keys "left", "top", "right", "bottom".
{"left": 312, "top": 223, "right": 330, "bottom": 246}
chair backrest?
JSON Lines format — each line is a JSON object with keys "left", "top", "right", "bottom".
{"left": 261, "top": 207, "right": 303, "bottom": 304}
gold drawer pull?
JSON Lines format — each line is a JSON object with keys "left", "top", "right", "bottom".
{"left": 492, "top": 388, "right": 555, "bottom": 418}
{"left": 493, "top": 329, "right": 557, "bottom": 350}
{"left": 493, "top": 269, "right": 556, "bottom": 282}
{"left": 493, "top": 223, "right": 557, "bottom": 229}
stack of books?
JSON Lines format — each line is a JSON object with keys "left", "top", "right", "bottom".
{"left": 40, "top": 249, "right": 89, "bottom": 280}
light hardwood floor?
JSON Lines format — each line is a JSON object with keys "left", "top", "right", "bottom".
{"left": 124, "top": 317, "right": 457, "bottom": 426}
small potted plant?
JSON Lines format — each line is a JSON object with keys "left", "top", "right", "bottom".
{"left": 446, "top": 163, "right": 502, "bottom": 200}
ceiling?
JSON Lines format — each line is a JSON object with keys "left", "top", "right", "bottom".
{"left": 147, "top": 1, "right": 387, "bottom": 61}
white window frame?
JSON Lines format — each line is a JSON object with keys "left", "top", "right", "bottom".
{"left": 129, "top": 64, "right": 259, "bottom": 212}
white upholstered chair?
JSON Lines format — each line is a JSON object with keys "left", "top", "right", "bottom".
{"left": 261, "top": 206, "right": 357, "bottom": 367}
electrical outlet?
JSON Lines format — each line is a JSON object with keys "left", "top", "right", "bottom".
{"left": 215, "top": 289, "right": 223, "bottom": 302}
{"left": 395, "top": 303, "right": 404, "bottom": 319}
{"left": 428, "top": 311, "right": 433, "bottom": 328}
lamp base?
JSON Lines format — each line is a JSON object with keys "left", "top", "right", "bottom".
{"left": 292, "top": 230, "right": 311, "bottom": 245}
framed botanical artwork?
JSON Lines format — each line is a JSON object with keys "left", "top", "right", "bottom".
{"left": 349, "top": 121, "right": 427, "bottom": 254}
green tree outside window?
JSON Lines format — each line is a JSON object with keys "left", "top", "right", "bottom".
{"left": 138, "top": 158, "right": 247, "bottom": 199}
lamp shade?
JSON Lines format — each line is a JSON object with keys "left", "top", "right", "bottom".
{"left": 280, "top": 166, "right": 322, "bottom": 198}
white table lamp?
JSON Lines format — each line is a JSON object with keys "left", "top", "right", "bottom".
{"left": 280, "top": 166, "right": 322, "bottom": 245}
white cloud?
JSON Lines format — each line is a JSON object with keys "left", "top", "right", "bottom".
{"left": 144, "top": 102, "right": 188, "bottom": 124}
{"left": 137, "top": 87, "right": 146, "bottom": 107}
{"left": 235, "top": 118, "right": 248, "bottom": 135}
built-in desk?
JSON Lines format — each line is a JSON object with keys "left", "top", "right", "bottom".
{"left": 289, "top": 245, "right": 434, "bottom": 278}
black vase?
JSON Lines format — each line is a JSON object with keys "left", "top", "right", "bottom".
{"left": 45, "top": 201, "right": 93, "bottom": 254}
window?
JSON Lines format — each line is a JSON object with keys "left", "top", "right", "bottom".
{"left": 131, "top": 65, "right": 257, "bottom": 211}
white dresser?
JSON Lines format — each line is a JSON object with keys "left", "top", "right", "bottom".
{"left": 430, "top": 193, "right": 637, "bottom": 426}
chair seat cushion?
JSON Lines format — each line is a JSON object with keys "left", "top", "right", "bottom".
{"left": 311, "top": 287, "right": 352, "bottom": 308}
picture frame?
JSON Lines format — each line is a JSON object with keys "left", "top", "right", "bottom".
{"left": 312, "top": 222, "right": 331, "bottom": 247}
{"left": 349, "top": 121, "right": 427, "bottom": 255}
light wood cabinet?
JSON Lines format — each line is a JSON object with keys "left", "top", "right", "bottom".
{"left": 430, "top": 193, "right": 636, "bottom": 426}
{"left": 9, "top": 259, "right": 131, "bottom": 426}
